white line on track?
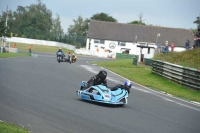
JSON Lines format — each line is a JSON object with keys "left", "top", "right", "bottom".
{"left": 100, "top": 66, "right": 200, "bottom": 108}
{"left": 81, "top": 62, "right": 200, "bottom": 110}
{"left": 162, "top": 98, "right": 200, "bottom": 111}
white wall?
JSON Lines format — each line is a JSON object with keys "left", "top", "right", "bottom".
{"left": 82, "top": 38, "right": 185, "bottom": 58}
{"left": 6, "top": 37, "right": 76, "bottom": 50}
{"left": 169, "top": 47, "right": 186, "bottom": 52}
{"left": 86, "top": 38, "right": 157, "bottom": 58}
{"left": 143, "top": 48, "right": 156, "bottom": 59}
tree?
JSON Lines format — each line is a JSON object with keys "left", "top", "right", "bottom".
{"left": 128, "top": 12, "right": 146, "bottom": 25}
{"left": 190, "top": 28, "right": 197, "bottom": 33}
{"left": 68, "top": 16, "right": 89, "bottom": 37}
{"left": 0, "top": 18, "right": 10, "bottom": 37}
{"left": 67, "top": 13, "right": 117, "bottom": 46}
{"left": 138, "top": 12, "right": 145, "bottom": 24}
{"left": 20, "top": 0, "right": 52, "bottom": 39}
{"left": 1, "top": 0, "right": 53, "bottom": 39}
{"left": 67, "top": 16, "right": 89, "bottom": 46}
{"left": 90, "top": 12, "right": 117, "bottom": 22}
{"left": 194, "top": 15, "right": 200, "bottom": 28}
{"left": 0, "top": 19, "right": 6, "bottom": 36}
{"left": 128, "top": 20, "right": 146, "bottom": 25}
{"left": 51, "top": 14, "right": 64, "bottom": 41}
{"left": 0, "top": 10, "right": 15, "bottom": 34}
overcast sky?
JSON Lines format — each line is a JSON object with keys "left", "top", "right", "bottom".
{"left": 0, "top": 0, "right": 199, "bottom": 32}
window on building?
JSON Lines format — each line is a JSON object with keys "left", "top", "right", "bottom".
{"left": 94, "top": 40, "right": 100, "bottom": 43}
{"left": 118, "top": 42, "right": 126, "bottom": 46}
{"left": 94, "top": 39, "right": 105, "bottom": 44}
{"left": 100, "top": 39, "right": 105, "bottom": 44}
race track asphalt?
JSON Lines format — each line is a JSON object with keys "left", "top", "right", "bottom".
{"left": 0, "top": 53, "right": 200, "bottom": 133}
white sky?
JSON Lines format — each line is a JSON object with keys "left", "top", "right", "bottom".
{"left": 0, "top": 0, "right": 199, "bottom": 32}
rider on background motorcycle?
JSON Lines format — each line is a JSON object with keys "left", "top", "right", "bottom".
{"left": 72, "top": 53, "right": 77, "bottom": 62}
{"left": 56, "top": 47, "right": 65, "bottom": 59}
{"left": 82, "top": 70, "right": 107, "bottom": 90}
{"left": 72, "top": 53, "right": 75, "bottom": 58}
{"left": 110, "top": 80, "right": 132, "bottom": 94}
{"left": 68, "top": 52, "right": 72, "bottom": 60}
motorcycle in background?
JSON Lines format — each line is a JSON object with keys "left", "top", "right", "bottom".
{"left": 57, "top": 52, "right": 63, "bottom": 63}
{"left": 57, "top": 53, "right": 77, "bottom": 64}
{"left": 72, "top": 55, "right": 77, "bottom": 63}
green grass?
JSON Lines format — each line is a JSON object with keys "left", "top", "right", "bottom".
{"left": 12, "top": 42, "right": 74, "bottom": 54}
{"left": 0, "top": 121, "right": 30, "bottom": 133}
{"left": 153, "top": 48, "right": 200, "bottom": 70}
{"left": 94, "top": 59, "right": 200, "bottom": 102}
{"left": 0, "top": 53, "right": 31, "bottom": 58}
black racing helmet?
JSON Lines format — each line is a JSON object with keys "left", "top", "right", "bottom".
{"left": 98, "top": 70, "right": 107, "bottom": 80}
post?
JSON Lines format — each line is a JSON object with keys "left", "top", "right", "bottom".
{"left": 156, "top": 33, "right": 160, "bottom": 45}
{"left": 6, "top": 16, "right": 7, "bottom": 28}
{"left": 3, "top": 36, "right": 5, "bottom": 47}
{"left": 1, "top": 36, "right": 3, "bottom": 47}
{"left": 135, "top": 35, "right": 137, "bottom": 43}
{"left": 5, "top": 5, "right": 8, "bottom": 30}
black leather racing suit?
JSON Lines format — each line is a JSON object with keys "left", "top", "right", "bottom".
{"left": 83, "top": 74, "right": 107, "bottom": 90}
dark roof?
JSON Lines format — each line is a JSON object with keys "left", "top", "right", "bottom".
{"left": 87, "top": 20, "right": 194, "bottom": 47}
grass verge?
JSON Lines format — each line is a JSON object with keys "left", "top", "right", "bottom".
{"left": 0, "top": 121, "right": 29, "bottom": 133}
{"left": 94, "top": 59, "right": 200, "bottom": 102}
{"left": 0, "top": 53, "right": 31, "bottom": 58}
{"left": 12, "top": 42, "right": 74, "bottom": 54}
{"left": 153, "top": 48, "right": 200, "bottom": 70}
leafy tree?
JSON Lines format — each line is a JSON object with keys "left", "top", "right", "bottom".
{"left": 67, "top": 13, "right": 117, "bottom": 46}
{"left": 21, "top": 0, "right": 52, "bottom": 39}
{"left": 190, "top": 28, "right": 198, "bottom": 34}
{"left": 51, "top": 14, "right": 64, "bottom": 41}
{"left": 0, "top": 10, "right": 15, "bottom": 34}
{"left": 128, "top": 12, "right": 146, "bottom": 25}
{"left": 91, "top": 12, "right": 117, "bottom": 22}
{"left": 67, "top": 16, "right": 89, "bottom": 46}
{"left": 128, "top": 20, "right": 146, "bottom": 25}
{"left": 194, "top": 15, "right": 200, "bottom": 28}
{"left": 1, "top": 0, "right": 52, "bottom": 40}
{"left": 0, "top": 19, "right": 6, "bottom": 36}
{"left": 68, "top": 16, "right": 89, "bottom": 37}
{"left": 0, "top": 18, "right": 10, "bottom": 37}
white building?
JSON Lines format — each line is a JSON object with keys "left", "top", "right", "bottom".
{"left": 86, "top": 38, "right": 156, "bottom": 59}
{"left": 84, "top": 20, "right": 193, "bottom": 60}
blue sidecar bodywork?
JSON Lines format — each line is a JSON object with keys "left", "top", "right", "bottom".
{"left": 76, "top": 81, "right": 128, "bottom": 105}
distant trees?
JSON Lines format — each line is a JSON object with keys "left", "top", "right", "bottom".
{"left": 68, "top": 16, "right": 89, "bottom": 38}
{"left": 90, "top": 12, "right": 117, "bottom": 22}
{"left": 67, "top": 16, "right": 89, "bottom": 47}
{"left": 67, "top": 13, "right": 117, "bottom": 47}
{"left": 128, "top": 12, "right": 146, "bottom": 25}
{"left": 5, "top": 0, "right": 198, "bottom": 48}
{"left": 0, "top": 0, "right": 53, "bottom": 39}
{"left": 0, "top": 19, "right": 10, "bottom": 37}
{"left": 128, "top": 20, "right": 146, "bottom": 25}
{"left": 51, "top": 14, "right": 64, "bottom": 41}
{"left": 194, "top": 15, "right": 200, "bottom": 29}
{"left": 0, "top": 0, "right": 90, "bottom": 46}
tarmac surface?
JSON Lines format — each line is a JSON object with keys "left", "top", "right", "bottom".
{"left": 0, "top": 53, "right": 200, "bottom": 133}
